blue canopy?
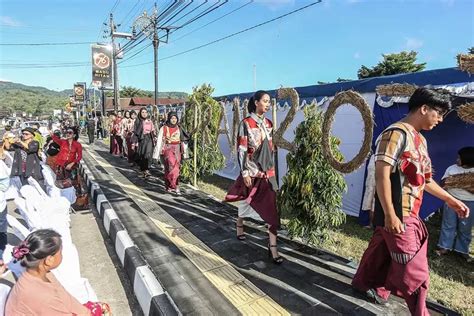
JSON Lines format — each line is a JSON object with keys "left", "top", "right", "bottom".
{"left": 218, "top": 67, "right": 473, "bottom": 100}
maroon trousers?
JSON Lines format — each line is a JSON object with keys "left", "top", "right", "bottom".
{"left": 352, "top": 216, "right": 430, "bottom": 316}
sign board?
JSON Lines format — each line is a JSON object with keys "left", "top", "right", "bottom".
{"left": 91, "top": 44, "right": 113, "bottom": 88}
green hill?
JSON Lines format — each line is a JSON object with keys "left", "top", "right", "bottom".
{"left": 0, "top": 81, "right": 188, "bottom": 117}
{"left": 0, "top": 81, "right": 69, "bottom": 117}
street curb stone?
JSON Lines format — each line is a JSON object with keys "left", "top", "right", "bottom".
{"left": 79, "top": 160, "right": 180, "bottom": 316}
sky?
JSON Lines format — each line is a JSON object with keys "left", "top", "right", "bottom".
{"left": 0, "top": 0, "right": 473, "bottom": 96}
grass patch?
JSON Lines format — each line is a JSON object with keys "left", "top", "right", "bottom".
{"left": 195, "top": 173, "right": 474, "bottom": 315}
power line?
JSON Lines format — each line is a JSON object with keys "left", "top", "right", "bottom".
{"left": 0, "top": 41, "right": 96, "bottom": 46}
{"left": 122, "top": 0, "right": 322, "bottom": 68}
{"left": 171, "top": 0, "right": 254, "bottom": 43}
{"left": 119, "top": 0, "right": 233, "bottom": 65}
{"left": 1, "top": 63, "right": 90, "bottom": 69}
{"left": 110, "top": 0, "right": 122, "bottom": 13}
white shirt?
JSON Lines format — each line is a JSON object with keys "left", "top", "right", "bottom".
{"left": 442, "top": 164, "right": 474, "bottom": 201}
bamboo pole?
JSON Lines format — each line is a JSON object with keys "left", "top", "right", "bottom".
{"left": 272, "top": 98, "right": 279, "bottom": 187}
{"left": 193, "top": 104, "right": 198, "bottom": 187}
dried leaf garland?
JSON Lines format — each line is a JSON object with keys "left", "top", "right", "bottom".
{"left": 321, "top": 90, "right": 374, "bottom": 173}
{"left": 274, "top": 88, "right": 298, "bottom": 151}
{"left": 457, "top": 102, "right": 474, "bottom": 124}
{"left": 444, "top": 173, "right": 474, "bottom": 193}
{"left": 376, "top": 83, "right": 418, "bottom": 97}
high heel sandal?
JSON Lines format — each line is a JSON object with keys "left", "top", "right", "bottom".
{"left": 236, "top": 225, "right": 246, "bottom": 241}
{"left": 268, "top": 244, "right": 283, "bottom": 265}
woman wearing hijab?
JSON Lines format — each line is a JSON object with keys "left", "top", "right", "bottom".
{"left": 125, "top": 110, "right": 137, "bottom": 166}
{"left": 154, "top": 112, "right": 189, "bottom": 194}
{"left": 133, "top": 107, "right": 156, "bottom": 178}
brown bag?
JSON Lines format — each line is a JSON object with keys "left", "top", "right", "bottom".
{"left": 73, "top": 193, "right": 89, "bottom": 209}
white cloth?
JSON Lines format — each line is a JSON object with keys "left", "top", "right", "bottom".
{"left": 152, "top": 126, "right": 165, "bottom": 160}
{"left": 0, "top": 283, "right": 11, "bottom": 316}
{"left": 42, "top": 165, "right": 76, "bottom": 204}
{"left": 236, "top": 200, "right": 264, "bottom": 222}
{"left": 6, "top": 214, "right": 30, "bottom": 240}
{"left": 52, "top": 243, "right": 98, "bottom": 304}
{"left": 361, "top": 155, "right": 376, "bottom": 211}
{"left": 14, "top": 196, "right": 42, "bottom": 230}
{"left": 27, "top": 177, "right": 48, "bottom": 198}
{"left": 442, "top": 164, "right": 474, "bottom": 201}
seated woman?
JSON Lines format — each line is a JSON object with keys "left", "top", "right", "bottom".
{"left": 50, "top": 128, "right": 82, "bottom": 186}
{"left": 6, "top": 229, "right": 110, "bottom": 315}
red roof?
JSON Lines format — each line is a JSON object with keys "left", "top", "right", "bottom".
{"left": 104, "top": 97, "right": 186, "bottom": 111}
{"left": 130, "top": 97, "right": 185, "bottom": 106}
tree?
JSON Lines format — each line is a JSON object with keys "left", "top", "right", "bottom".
{"left": 357, "top": 51, "right": 426, "bottom": 79}
{"left": 278, "top": 105, "right": 347, "bottom": 244}
{"left": 467, "top": 47, "right": 474, "bottom": 54}
{"left": 180, "top": 84, "right": 225, "bottom": 183}
{"left": 121, "top": 86, "right": 143, "bottom": 97}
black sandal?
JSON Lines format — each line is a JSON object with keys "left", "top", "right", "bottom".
{"left": 268, "top": 244, "right": 283, "bottom": 265}
{"left": 236, "top": 225, "right": 246, "bottom": 241}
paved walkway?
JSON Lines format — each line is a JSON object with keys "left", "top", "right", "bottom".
{"left": 83, "top": 140, "right": 440, "bottom": 315}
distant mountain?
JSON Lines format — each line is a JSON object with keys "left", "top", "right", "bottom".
{"left": 0, "top": 81, "right": 188, "bottom": 117}
{"left": 0, "top": 81, "right": 70, "bottom": 117}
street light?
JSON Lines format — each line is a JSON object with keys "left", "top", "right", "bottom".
{"left": 134, "top": 5, "right": 179, "bottom": 107}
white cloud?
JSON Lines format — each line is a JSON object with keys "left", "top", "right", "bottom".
{"left": 0, "top": 16, "right": 23, "bottom": 27}
{"left": 404, "top": 37, "right": 424, "bottom": 50}
{"left": 353, "top": 52, "right": 361, "bottom": 59}
{"left": 0, "top": 78, "right": 11, "bottom": 82}
{"left": 254, "top": 0, "right": 295, "bottom": 10}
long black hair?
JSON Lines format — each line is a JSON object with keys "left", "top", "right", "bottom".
{"left": 459, "top": 147, "right": 474, "bottom": 168}
{"left": 247, "top": 90, "right": 270, "bottom": 114}
{"left": 13, "top": 229, "right": 62, "bottom": 269}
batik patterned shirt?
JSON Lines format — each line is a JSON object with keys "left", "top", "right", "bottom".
{"left": 374, "top": 122, "right": 432, "bottom": 218}
{"left": 237, "top": 113, "right": 275, "bottom": 179}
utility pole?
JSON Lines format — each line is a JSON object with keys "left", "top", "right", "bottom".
{"left": 153, "top": 29, "right": 159, "bottom": 106}
{"left": 134, "top": 4, "right": 177, "bottom": 107}
{"left": 110, "top": 13, "right": 119, "bottom": 113}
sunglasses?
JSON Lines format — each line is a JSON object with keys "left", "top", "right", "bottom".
{"left": 66, "top": 131, "right": 74, "bottom": 134}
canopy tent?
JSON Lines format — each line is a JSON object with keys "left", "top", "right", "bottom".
{"left": 216, "top": 67, "right": 474, "bottom": 218}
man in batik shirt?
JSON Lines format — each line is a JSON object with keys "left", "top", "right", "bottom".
{"left": 352, "top": 88, "right": 470, "bottom": 316}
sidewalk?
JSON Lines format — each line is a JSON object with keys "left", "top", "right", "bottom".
{"left": 83, "top": 140, "right": 441, "bottom": 315}
{"left": 70, "top": 206, "right": 142, "bottom": 315}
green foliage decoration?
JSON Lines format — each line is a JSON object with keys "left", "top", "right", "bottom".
{"left": 278, "top": 105, "right": 347, "bottom": 244}
{"left": 180, "top": 84, "right": 225, "bottom": 182}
